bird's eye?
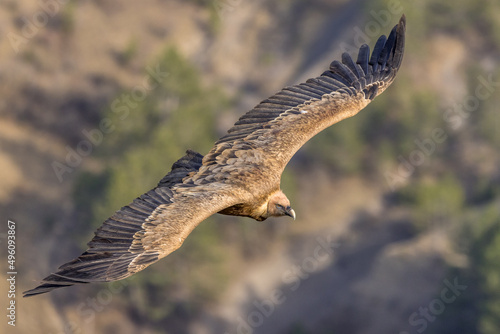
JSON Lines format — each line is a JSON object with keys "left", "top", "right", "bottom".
{"left": 276, "top": 204, "right": 284, "bottom": 210}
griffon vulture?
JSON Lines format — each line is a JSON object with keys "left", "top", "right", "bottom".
{"left": 24, "top": 15, "right": 406, "bottom": 297}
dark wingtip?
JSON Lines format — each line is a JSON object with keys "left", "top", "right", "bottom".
{"left": 399, "top": 14, "right": 406, "bottom": 29}
{"left": 22, "top": 285, "right": 68, "bottom": 298}
{"left": 392, "top": 14, "right": 406, "bottom": 70}
{"left": 23, "top": 270, "right": 97, "bottom": 297}
{"left": 23, "top": 280, "right": 79, "bottom": 297}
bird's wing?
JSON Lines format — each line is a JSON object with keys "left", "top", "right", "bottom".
{"left": 204, "top": 15, "right": 405, "bottom": 178}
{"left": 23, "top": 150, "right": 245, "bottom": 297}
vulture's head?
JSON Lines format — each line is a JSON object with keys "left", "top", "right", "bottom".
{"left": 267, "top": 190, "right": 296, "bottom": 220}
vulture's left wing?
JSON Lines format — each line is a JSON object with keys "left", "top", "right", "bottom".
{"left": 204, "top": 15, "right": 406, "bottom": 178}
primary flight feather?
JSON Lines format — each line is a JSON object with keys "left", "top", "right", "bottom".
{"left": 24, "top": 15, "right": 406, "bottom": 297}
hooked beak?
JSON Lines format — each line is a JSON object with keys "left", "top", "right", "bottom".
{"left": 285, "top": 208, "right": 296, "bottom": 220}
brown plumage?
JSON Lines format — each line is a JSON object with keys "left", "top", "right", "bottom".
{"left": 24, "top": 15, "right": 406, "bottom": 297}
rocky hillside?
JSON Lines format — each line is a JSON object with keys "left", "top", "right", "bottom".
{"left": 1, "top": 0, "right": 500, "bottom": 334}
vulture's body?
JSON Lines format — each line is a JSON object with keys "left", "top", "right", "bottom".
{"left": 24, "top": 16, "right": 406, "bottom": 297}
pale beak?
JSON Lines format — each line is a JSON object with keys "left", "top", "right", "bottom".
{"left": 285, "top": 208, "right": 296, "bottom": 220}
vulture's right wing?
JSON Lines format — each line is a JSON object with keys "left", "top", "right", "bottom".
{"left": 23, "top": 151, "right": 246, "bottom": 297}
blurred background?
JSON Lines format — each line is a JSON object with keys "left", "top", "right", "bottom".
{"left": 1, "top": 0, "right": 499, "bottom": 333}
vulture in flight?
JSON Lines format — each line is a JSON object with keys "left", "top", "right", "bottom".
{"left": 24, "top": 15, "right": 406, "bottom": 297}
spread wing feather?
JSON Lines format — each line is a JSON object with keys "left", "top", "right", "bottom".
{"left": 23, "top": 150, "right": 242, "bottom": 297}
{"left": 204, "top": 15, "right": 405, "bottom": 177}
